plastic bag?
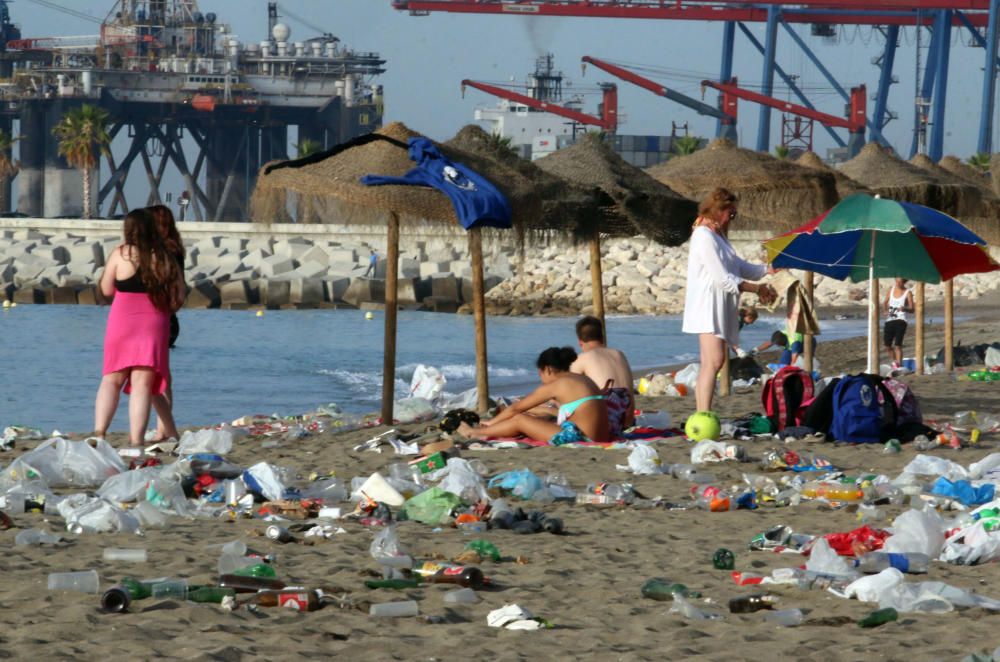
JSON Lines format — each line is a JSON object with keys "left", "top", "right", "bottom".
{"left": 883, "top": 508, "right": 946, "bottom": 558}
{"left": 242, "top": 462, "right": 289, "bottom": 502}
{"left": 56, "top": 494, "right": 140, "bottom": 534}
{"left": 439, "top": 388, "right": 478, "bottom": 412}
{"left": 488, "top": 469, "right": 544, "bottom": 500}
{"left": 97, "top": 466, "right": 162, "bottom": 504}
{"left": 144, "top": 477, "right": 193, "bottom": 517}
{"left": 805, "top": 538, "right": 855, "bottom": 577}
{"left": 930, "top": 477, "right": 996, "bottom": 506}
{"left": 176, "top": 428, "right": 234, "bottom": 455}
{"left": 690, "top": 440, "right": 743, "bottom": 464}
{"left": 986, "top": 347, "right": 1000, "bottom": 369}
{"left": 370, "top": 524, "right": 412, "bottom": 568}
{"left": 626, "top": 445, "right": 664, "bottom": 475}
{"left": 878, "top": 581, "right": 1000, "bottom": 613}
{"left": 840, "top": 568, "right": 905, "bottom": 602}
{"left": 673, "top": 363, "right": 700, "bottom": 390}
{"left": 409, "top": 365, "right": 446, "bottom": 402}
{"left": 2, "top": 437, "right": 124, "bottom": 489}
{"left": 399, "top": 487, "right": 464, "bottom": 525}
{"left": 901, "top": 455, "right": 969, "bottom": 481}
{"left": 438, "top": 458, "right": 489, "bottom": 503}
{"left": 392, "top": 397, "right": 438, "bottom": 424}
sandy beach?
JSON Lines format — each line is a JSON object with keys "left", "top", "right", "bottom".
{"left": 3, "top": 313, "right": 1000, "bottom": 660}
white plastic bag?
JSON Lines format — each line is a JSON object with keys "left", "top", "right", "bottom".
{"left": 57, "top": 494, "right": 140, "bottom": 534}
{"left": 986, "top": 346, "right": 1000, "bottom": 369}
{"left": 839, "top": 568, "right": 905, "bottom": 602}
{"left": 3, "top": 437, "right": 124, "bottom": 489}
{"left": 883, "top": 508, "right": 946, "bottom": 558}
{"left": 409, "top": 365, "right": 446, "bottom": 402}
{"left": 690, "top": 440, "right": 740, "bottom": 464}
{"left": 438, "top": 458, "right": 489, "bottom": 503}
{"left": 805, "top": 538, "right": 855, "bottom": 578}
{"left": 98, "top": 466, "right": 162, "bottom": 503}
{"left": 626, "top": 445, "right": 664, "bottom": 475}
{"left": 176, "top": 428, "right": 235, "bottom": 455}
{"left": 901, "top": 455, "right": 969, "bottom": 481}
{"left": 673, "top": 363, "right": 700, "bottom": 390}
{"left": 243, "top": 462, "right": 288, "bottom": 502}
{"left": 392, "top": 398, "right": 438, "bottom": 424}
{"left": 439, "top": 388, "right": 478, "bottom": 412}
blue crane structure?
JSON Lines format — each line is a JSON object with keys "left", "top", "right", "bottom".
{"left": 392, "top": 0, "right": 1000, "bottom": 160}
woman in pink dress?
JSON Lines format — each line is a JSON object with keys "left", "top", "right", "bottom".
{"left": 94, "top": 209, "right": 186, "bottom": 446}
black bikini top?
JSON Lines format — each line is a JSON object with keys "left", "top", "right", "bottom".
{"left": 115, "top": 270, "right": 146, "bottom": 293}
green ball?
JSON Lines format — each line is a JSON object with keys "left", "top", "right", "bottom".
{"left": 685, "top": 411, "right": 721, "bottom": 441}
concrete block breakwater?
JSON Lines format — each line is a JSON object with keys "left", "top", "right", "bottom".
{"left": 1, "top": 221, "right": 999, "bottom": 314}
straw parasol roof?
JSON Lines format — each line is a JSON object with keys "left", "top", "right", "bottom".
{"left": 444, "top": 125, "right": 612, "bottom": 242}
{"left": 252, "top": 121, "right": 557, "bottom": 233}
{"left": 531, "top": 132, "right": 697, "bottom": 246}
{"left": 795, "top": 151, "right": 870, "bottom": 199}
{"left": 908, "top": 153, "right": 987, "bottom": 219}
{"left": 644, "top": 138, "right": 838, "bottom": 233}
{"left": 939, "top": 155, "right": 992, "bottom": 188}
{"left": 838, "top": 143, "right": 972, "bottom": 217}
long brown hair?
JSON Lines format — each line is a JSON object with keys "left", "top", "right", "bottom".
{"left": 695, "top": 187, "right": 738, "bottom": 236}
{"left": 123, "top": 209, "right": 182, "bottom": 313}
{"left": 147, "top": 204, "right": 185, "bottom": 262}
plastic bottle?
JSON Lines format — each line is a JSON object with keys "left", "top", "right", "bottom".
{"left": 641, "top": 578, "right": 698, "bottom": 601}
{"left": 102, "top": 548, "right": 148, "bottom": 563}
{"left": 369, "top": 600, "right": 419, "bottom": 617}
{"left": 800, "top": 481, "right": 865, "bottom": 501}
{"left": 763, "top": 608, "right": 804, "bottom": 626}
{"left": 693, "top": 486, "right": 734, "bottom": 512}
{"left": 218, "top": 574, "right": 287, "bottom": 593}
{"left": 248, "top": 589, "right": 323, "bottom": 612}
{"left": 728, "top": 594, "right": 778, "bottom": 613}
{"left": 858, "top": 607, "right": 898, "bottom": 628}
{"left": 409, "top": 562, "right": 485, "bottom": 589}
{"left": 852, "top": 552, "right": 930, "bottom": 574}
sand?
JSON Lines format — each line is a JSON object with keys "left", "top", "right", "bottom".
{"left": 4, "top": 315, "right": 1000, "bottom": 660}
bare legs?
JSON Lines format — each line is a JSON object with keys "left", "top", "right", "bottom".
{"left": 153, "top": 372, "right": 179, "bottom": 440}
{"left": 696, "top": 333, "right": 726, "bottom": 412}
{"left": 94, "top": 368, "right": 173, "bottom": 446}
{"left": 458, "top": 415, "right": 561, "bottom": 441}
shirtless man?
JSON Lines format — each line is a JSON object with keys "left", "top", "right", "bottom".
{"left": 570, "top": 316, "right": 635, "bottom": 432}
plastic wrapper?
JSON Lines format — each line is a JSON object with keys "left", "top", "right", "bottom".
{"left": 97, "top": 466, "right": 162, "bottom": 504}
{"left": 1, "top": 437, "right": 124, "bottom": 489}
{"left": 399, "top": 487, "right": 464, "bottom": 525}
{"left": 438, "top": 458, "right": 489, "bottom": 503}
{"left": 176, "top": 428, "right": 235, "bottom": 455}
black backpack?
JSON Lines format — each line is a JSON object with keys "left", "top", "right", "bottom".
{"left": 801, "top": 376, "right": 841, "bottom": 436}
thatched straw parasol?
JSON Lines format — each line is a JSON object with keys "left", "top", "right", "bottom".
{"left": 795, "top": 151, "right": 870, "bottom": 200}
{"left": 532, "top": 132, "right": 697, "bottom": 246}
{"left": 251, "top": 121, "right": 525, "bottom": 420}
{"left": 445, "top": 125, "right": 618, "bottom": 330}
{"left": 645, "top": 138, "right": 839, "bottom": 234}
{"left": 939, "top": 155, "right": 992, "bottom": 188}
{"left": 908, "top": 153, "right": 986, "bottom": 219}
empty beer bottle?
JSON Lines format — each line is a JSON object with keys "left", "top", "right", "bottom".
{"left": 218, "top": 574, "right": 287, "bottom": 593}
{"left": 187, "top": 586, "right": 236, "bottom": 604}
{"left": 641, "top": 578, "right": 700, "bottom": 601}
{"left": 232, "top": 563, "right": 277, "bottom": 578}
{"left": 249, "top": 589, "right": 323, "bottom": 612}
{"left": 858, "top": 607, "right": 898, "bottom": 628}
{"left": 410, "top": 562, "right": 485, "bottom": 589}
{"left": 728, "top": 594, "right": 778, "bottom": 613}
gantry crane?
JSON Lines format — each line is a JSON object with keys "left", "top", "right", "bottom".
{"left": 581, "top": 56, "right": 736, "bottom": 142}
{"left": 460, "top": 78, "right": 619, "bottom": 133}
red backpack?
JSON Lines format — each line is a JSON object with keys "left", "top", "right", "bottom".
{"left": 761, "top": 366, "right": 815, "bottom": 432}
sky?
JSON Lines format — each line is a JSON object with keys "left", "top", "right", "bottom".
{"left": 8, "top": 0, "right": 998, "bottom": 212}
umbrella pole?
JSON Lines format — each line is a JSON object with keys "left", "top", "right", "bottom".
{"left": 867, "top": 236, "right": 879, "bottom": 375}
{"left": 469, "top": 227, "right": 490, "bottom": 413}
{"left": 803, "top": 271, "right": 814, "bottom": 375}
{"left": 915, "top": 282, "right": 925, "bottom": 375}
{"left": 589, "top": 229, "right": 606, "bottom": 340}
{"left": 945, "top": 279, "right": 954, "bottom": 371}
{"left": 381, "top": 212, "right": 400, "bottom": 425}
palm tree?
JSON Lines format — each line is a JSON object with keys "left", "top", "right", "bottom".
{"left": 672, "top": 135, "right": 702, "bottom": 156}
{"left": 52, "top": 104, "right": 111, "bottom": 219}
{"left": 295, "top": 139, "right": 323, "bottom": 158}
{"left": 0, "top": 130, "right": 20, "bottom": 214}
{"left": 484, "top": 132, "right": 518, "bottom": 157}
{"left": 774, "top": 145, "right": 790, "bottom": 160}
{"left": 968, "top": 152, "right": 991, "bottom": 173}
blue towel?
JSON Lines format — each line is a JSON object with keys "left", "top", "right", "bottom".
{"left": 361, "top": 137, "right": 512, "bottom": 230}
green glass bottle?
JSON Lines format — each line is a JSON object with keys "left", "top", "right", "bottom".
{"left": 187, "top": 586, "right": 237, "bottom": 604}
{"left": 858, "top": 607, "right": 898, "bottom": 628}
{"left": 120, "top": 577, "right": 153, "bottom": 600}
{"left": 232, "top": 563, "right": 277, "bottom": 578}
{"left": 641, "top": 578, "right": 699, "bottom": 601}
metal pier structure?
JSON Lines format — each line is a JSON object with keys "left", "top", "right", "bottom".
{"left": 0, "top": 1, "right": 385, "bottom": 220}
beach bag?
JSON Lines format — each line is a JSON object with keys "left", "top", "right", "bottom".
{"left": 829, "top": 374, "right": 897, "bottom": 443}
{"left": 801, "top": 377, "right": 841, "bottom": 436}
{"left": 881, "top": 378, "right": 923, "bottom": 426}
{"left": 761, "top": 366, "right": 814, "bottom": 432}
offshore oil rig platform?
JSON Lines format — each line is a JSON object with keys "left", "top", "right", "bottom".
{"left": 0, "top": 0, "right": 385, "bottom": 220}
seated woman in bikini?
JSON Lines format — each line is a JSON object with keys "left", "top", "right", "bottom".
{"left": 457, "top": 347, "right": 611, "bottom": 445}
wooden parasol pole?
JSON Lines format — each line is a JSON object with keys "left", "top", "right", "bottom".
{"left": 944, "top": 279, "right": 954, "bottom": 371}
{"left": 589, "top": 228, "right": 606, "bottom": 340}
{"left": 381, "top": 212, "right": 400, "bottom": 425}
{"left": 802, "top": 271, "right": 815, "bottom": 374}
{"left": 469, "top": 227, "right": 490, "bottom": 413}
{"left": 915, "top": 282, "right": 925, "bottom": 375}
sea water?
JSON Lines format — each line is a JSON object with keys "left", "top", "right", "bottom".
{"left": 0, "top": 305, "right": 868, "bottom": 433}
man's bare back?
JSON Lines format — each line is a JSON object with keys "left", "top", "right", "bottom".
{"left": 570, "top": 347, "right": 633, "bottom": 392}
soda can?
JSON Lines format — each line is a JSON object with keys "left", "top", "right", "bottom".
{"left": 265, "top": 525, "right": 293, "bottom": 543}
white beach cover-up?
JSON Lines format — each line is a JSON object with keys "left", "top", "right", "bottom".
{"left": 682, "top": 225, "right": 766, "bottom": 346}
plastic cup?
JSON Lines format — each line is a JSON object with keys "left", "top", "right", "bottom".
{"left": 443, "top": 588, "right": 478, "bottom": 605}
{"left": 151, "top": 579, "right": 188, "bottom": 599}
{"left": 218, "top": 553, "right": 256, "bottom": 575}
{"left": 369, "top": 600, "right": 419, "bottom": 617}
{"left": 220, "top": 540, "right": 248, "bottom": 556}
{"left": 133, "top": 501, "right": 169, "bottom": 528}
{"left": 103, "top": 548, "right": 148, "bottom": 563}
{"left": 764, "top": 608, "right": 805, "bottom": 627}
{"left": 223, "top": 480, "right": 246, "bottom": 507}
{"left": 47, "top": 570, "right": 99, "bottom": 594}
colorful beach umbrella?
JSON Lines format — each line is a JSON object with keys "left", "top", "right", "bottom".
{"left": 763, "top": 194, "right": 998, "bottom": 284}
{"left": 763, "top": 193, "right": 999, "bottom": 373}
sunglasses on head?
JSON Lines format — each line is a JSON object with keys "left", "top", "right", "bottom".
{"left": 727, "top": 208, "right": 738, "bottom": 219}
